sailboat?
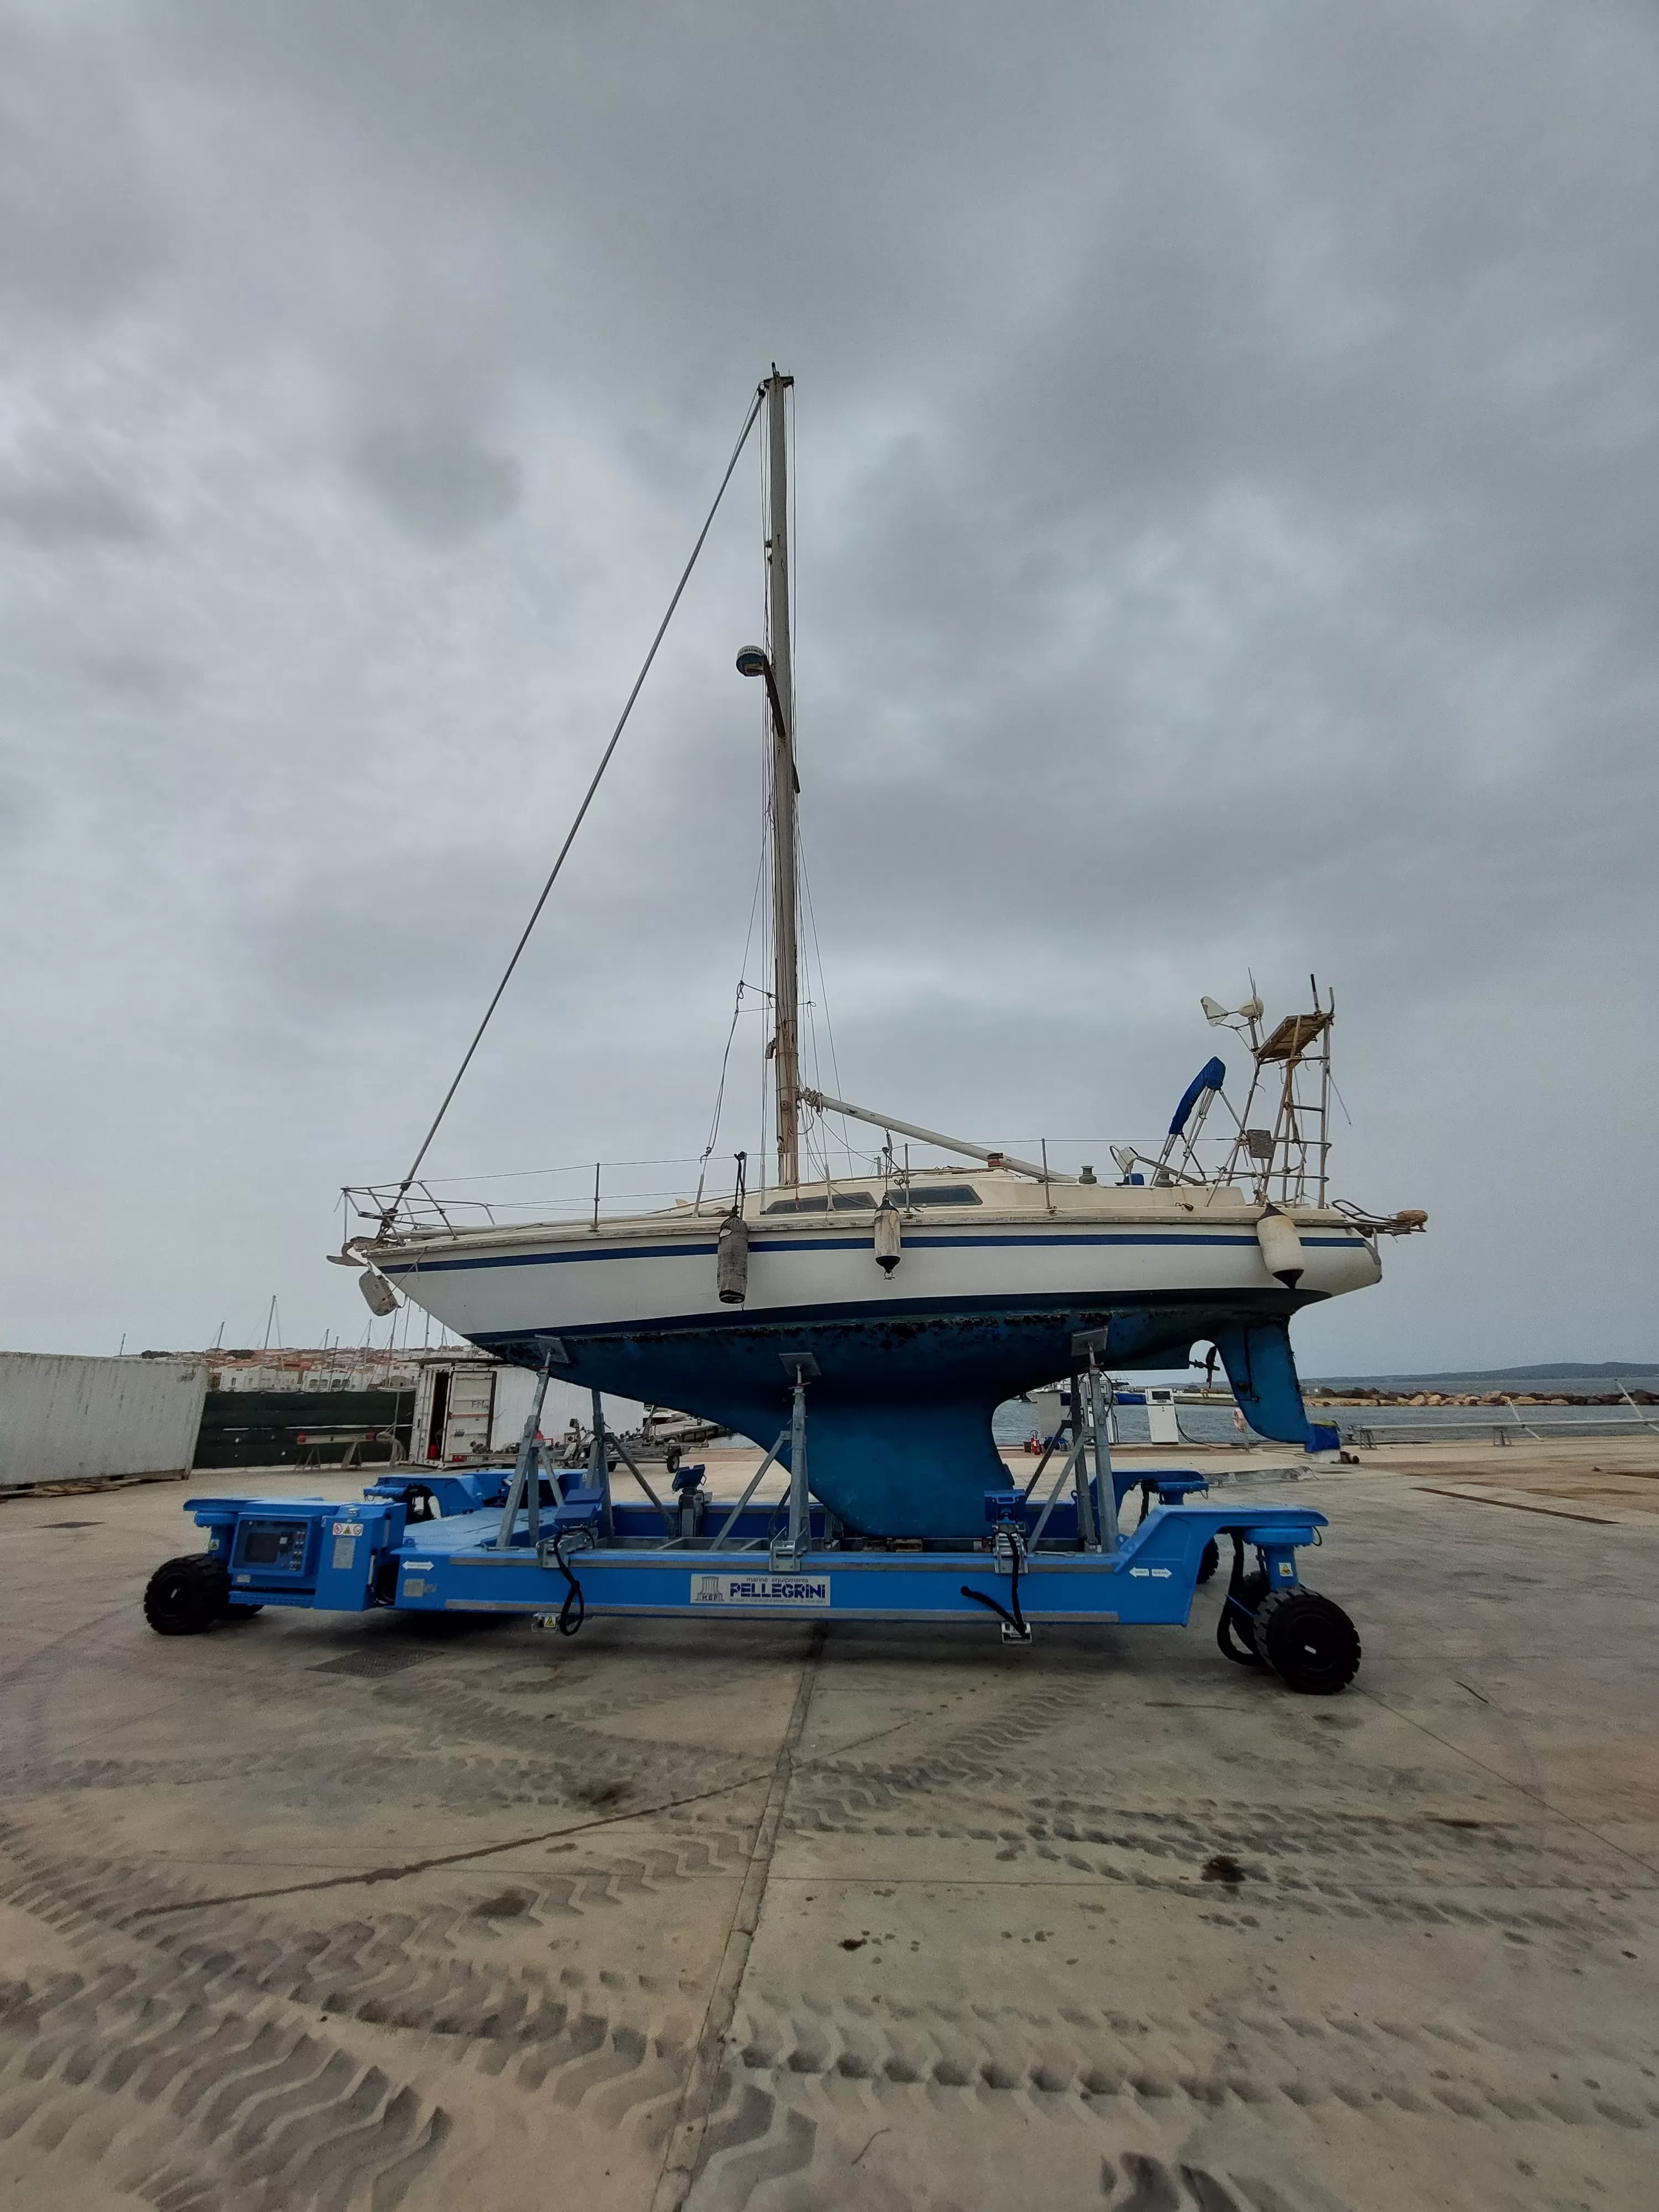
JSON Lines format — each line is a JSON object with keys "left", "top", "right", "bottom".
{"left": 343, "top": 372, "right": 1424, "bottom": 1541}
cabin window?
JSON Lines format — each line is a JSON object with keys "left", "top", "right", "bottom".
{"left": 762, "top": 1192, "right": 878, "bottom": 1214}
{"left": 897, "top": 1184, "right": 983, "bottom": 1207}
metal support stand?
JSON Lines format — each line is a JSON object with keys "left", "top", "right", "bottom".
{"left": 1072, "top": 1365, "right": 1100, "bottom": 1551}
{"left": 709, "top": 1428, "right": 791, "bottom": 1550}
{"left": 1070, "top": 1331, "right": 1119, "bottom": 1555}
{"left": 1088, "top": 1354, "right": 1120, "bottom": 1553}
{"left": 774, "top": 1359, "right": 812, "bottom": 1567}
{"left": 1020, "top": 1425, "right": 1064, "bottom": 1504}
{"left": 495, "top": 1355, "right": 559, "bottom": 1553}
{"left": 588, "top": 1387, "right": 615, "bottom": 1538}
{"left": 604, "top": 1430, "right": 676, "bottom": 1533}
{"left": 1026, "top": 1429, "right": 1086, "bottom": 1550}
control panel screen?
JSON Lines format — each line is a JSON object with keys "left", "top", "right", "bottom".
{"left": 234, "top": 1520, "right": 311, "bottom": 1574}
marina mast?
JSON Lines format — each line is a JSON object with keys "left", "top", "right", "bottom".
{"left": 764, "top": 369, "right": 801, "bottom": 1188}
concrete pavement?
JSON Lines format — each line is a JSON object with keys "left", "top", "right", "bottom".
{"left": 1, "top": 1445, "right": 1654, "bottom": 2210}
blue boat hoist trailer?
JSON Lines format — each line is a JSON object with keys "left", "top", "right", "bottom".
{"left": 143, "top": 1347, "right": 1363, "bottom": 1693}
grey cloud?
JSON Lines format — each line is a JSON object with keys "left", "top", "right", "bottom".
{"left": 79, "top": 652, "right": 194, "bottom": 704}
{"left": 0, "top": 22, "right": 166, "bottom": 321}
{"left": 349, "top": 422, "right": 524, "bottom": 542}
{"left": 0, "top": 462, "right": 154, "bottom": 547}
{"left": 0, "top": 0, "right": 1655, "bottom": 1372}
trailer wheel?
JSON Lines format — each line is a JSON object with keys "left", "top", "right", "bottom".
{"left": 1253, "top": 1589, "right": 1361, "bottom": 1694}
{"left": 1196, "top": 1537, "right": 1220, "bottom": 1585}
{"left": 143, "top": 1554, "right": 228, "bottom": 1636}
{"left": 1215, "top": 1568, "right": 1269, "bottom": 1666}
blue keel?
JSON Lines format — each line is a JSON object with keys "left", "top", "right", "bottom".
{"left": 1211, "top": 1318, "right": 1312, "bottom": 1446}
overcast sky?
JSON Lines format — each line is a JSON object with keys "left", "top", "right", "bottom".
{"left": 3, "top": 0, "right": 1656, "bottom": 1375}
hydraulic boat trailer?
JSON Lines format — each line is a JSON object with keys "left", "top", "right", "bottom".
{"left": 143, "top": 1354, "right": 1363, "bottom": 1694}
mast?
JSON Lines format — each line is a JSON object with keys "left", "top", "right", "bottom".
{"left": 764, "top": 368, "right": 801, "bottom": 1187}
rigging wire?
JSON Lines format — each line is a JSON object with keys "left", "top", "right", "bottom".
{"left": 802, "top": 987, "right": 824, "bottom": 1185}
{"left": 797, "top": 842, "right": 826, "bottom": 1181}
{"left": 693, "top": 833, "right": 770, "bottom": 1206}
{"left": 695, "top": 980, "right": 750, "bottom": 1207}
{"left": 379, "top": 382, "right": 766, "bottom": 1230}
{"left": 779, "top": 390, "right": 862, "bottom": 1187}
{"left": 369, "top": 1151, "right": 719, "bottom": 1186}
{"left": 756, "top": 431, "right": 775, "bottom": 1199}
{"left": 758, "top": 748, "right": 772, "bottom": 1200}
{"left": 797, "top": 836, "right": 860, "bottom": 1180}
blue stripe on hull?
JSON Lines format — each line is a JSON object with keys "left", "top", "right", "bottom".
{"left": 466, "top": 1282, "right": 1318, "bottom": 1347}
{"left": 382, "top": 1230, "right": 1366, "bottom": 1277}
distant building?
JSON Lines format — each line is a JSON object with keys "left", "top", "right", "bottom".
{"left": 205, "top": 1346, "right": 427, "bottom": 1394}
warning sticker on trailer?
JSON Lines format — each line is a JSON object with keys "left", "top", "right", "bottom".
{"left": 331, "top": 1522, "right": 364, "bottom": 1537}
{"left": 691, "top": 1573, "right": 831, "bottom": 1610}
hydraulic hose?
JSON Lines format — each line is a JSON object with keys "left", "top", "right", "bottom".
{"left": 961, "top": 1543, "right": 1029, "bottom": 1639}
{"left": 1215, "top": 1530, "right": 1265, "bottom": 1667}
{"left": 551, "top": 1535, "right": 587, "bottom": 1637}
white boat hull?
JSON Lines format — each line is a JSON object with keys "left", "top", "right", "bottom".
{"left": 371, "top": 1200, "right": 1379, "bottom": 1537}
{"left": 381, "top": 1212, "right": 1379, "bottom": 1342}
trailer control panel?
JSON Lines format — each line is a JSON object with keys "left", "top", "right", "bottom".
{"left": 233, "top": 1519, "right": 313, "bottom": 1576}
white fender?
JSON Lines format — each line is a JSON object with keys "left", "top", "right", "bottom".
{"left": 1256, "top": 1206, "right": 1304, "bottom": 1289}
{"left": 716, "top": 1213, "right": 750, "bottom": 1304}
{"left": 873, "top": 1202, "right": 902, "bottom": 1275}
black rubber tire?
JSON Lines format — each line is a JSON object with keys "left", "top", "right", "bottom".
{"left": 1216, "top": 1569, "right": 1270, "bottom": 1666}
{"left": 1196, "top": 1537, "right": 1220, "bottom": 1585}
{"left": 1253, "top": 1588, "right": 1361, "bottom": 1694}
{"left": 143, "top": 1554, "right": 229, "bottom": 1636}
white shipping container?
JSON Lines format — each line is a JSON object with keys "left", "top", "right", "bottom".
{"left": 404, "top": 1357, "right": 647, "bottom": 1463}
{"left": 0, "top": 1353, "right": 209, "bottom": 1489}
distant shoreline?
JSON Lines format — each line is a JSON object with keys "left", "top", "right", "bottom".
{"left": 1310, "top": 1361, "right": 1657, "bottom": 1386}
{"left": 1307, "top": 1386, "right": 1658, "bottom": 1407}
